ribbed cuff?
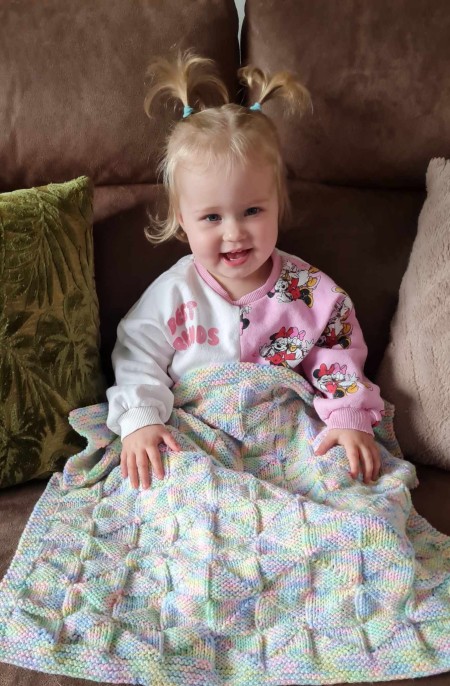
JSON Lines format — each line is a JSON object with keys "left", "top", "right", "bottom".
{"left": 118, "top": 407, "right": 163, "bottom": 440}
{"left": 325, "top": 408, "right": 376, "bottom": 435}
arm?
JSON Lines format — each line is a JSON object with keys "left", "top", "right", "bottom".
{"left": 301, "top": 287, "right": 384, "bottom": 483}
{"left": 301, "top": 288, "right": 384, "bottom": 434}
{"left": 106, "top": 308, "right": 175, "bottom": 440}
{"left": 106, "top": 303, "right": 179, "bottom": 490}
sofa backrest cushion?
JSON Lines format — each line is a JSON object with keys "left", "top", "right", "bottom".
{"left": 241, "top": 0, "right": 450, "bottom": 188}
{"left": 0, "top": 0, "right": 240, "bottom": 191}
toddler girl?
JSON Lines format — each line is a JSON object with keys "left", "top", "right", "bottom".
{"left": 106, "top": 52, "right": 384, "bottom": 491}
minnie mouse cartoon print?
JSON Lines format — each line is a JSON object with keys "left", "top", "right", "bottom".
{"left": 259, "top": 326, "right": 314, "bottom": 368}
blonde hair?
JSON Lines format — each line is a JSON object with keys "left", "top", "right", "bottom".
{"left": 144, "top": 52, "right": 312, "bottom": 244}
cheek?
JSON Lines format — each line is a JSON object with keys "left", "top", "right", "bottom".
{"left": 264, "top": 216, "right": 279, "bottom": 240}
{"left": 201, "top": 235, "right": 219, "bottom": 253}
{"left": 186, "top": 232, "right": 210, "bottom": 256}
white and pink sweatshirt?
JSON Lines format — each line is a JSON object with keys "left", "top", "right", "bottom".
{"left": 106, "top": 249, "right": 384, "bottom": 439}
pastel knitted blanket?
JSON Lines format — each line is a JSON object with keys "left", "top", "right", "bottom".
{"left": 1, "top": 363, "right": 450, "bottom": 685}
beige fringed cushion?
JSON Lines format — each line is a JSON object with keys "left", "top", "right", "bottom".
{"left": 376, "top": 158, "right": 450, "bottom": 468}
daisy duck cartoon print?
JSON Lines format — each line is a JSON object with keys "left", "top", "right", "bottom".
{"left": 317, "top": 286, "right": 353, "bottom": 349}
{"left": 267, "top": 260, "right": 320, "bottom": 307}
{"left": 310, "top": 287, "right": 373, "bottom": 399}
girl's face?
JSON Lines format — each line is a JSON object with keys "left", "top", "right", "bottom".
{"left": 176, "top": 155, "right": 279, "bottom": 300}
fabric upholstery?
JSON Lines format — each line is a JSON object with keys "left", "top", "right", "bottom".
{"left": 0, "top": 0, "right": 240, "bottom": 191}
{"left": 0, "top": 176, "right": 105, "bottom": 488}
{"left": 241, "top": 0, "right": 450, "bottom": 188}
{"left": 376, "top": 158, "right": 450, "bottom": 468}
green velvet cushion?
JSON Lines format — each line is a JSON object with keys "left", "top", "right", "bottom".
{"left": 0, "top": 176, "right": 106, "bottom": 488}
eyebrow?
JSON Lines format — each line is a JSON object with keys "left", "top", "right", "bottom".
{"left": 194, "top": 199, "right": 271, "bottom": 213}
{"left": 194, "top": 207, "right": 220, "bottom": 214}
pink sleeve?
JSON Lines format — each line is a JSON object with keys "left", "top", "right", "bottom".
{"left": 300, "top": 286, "right": 384, "bottom": 435}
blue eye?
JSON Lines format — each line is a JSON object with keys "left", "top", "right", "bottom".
{"left": 246, "top": 207, "right": 261, "bottom": 216}
{"left": 204, "top": 214, "right": 221, "bottom": 222}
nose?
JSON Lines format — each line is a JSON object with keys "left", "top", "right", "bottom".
{"left": 223, "top": 218, "right": 245, "bottom": 241}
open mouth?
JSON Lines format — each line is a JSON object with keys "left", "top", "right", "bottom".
{"left": 222, "top": 249, "right": 250, "bottom": 264}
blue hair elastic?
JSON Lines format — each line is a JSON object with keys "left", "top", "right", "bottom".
{"left": 183, "top": 105, "right": 194, "bottom": 118}
{"left": 249, "top": 102, "right": 262, "bottom": 111}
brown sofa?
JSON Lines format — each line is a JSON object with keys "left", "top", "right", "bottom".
{"left": 1, "top": 0, "right": 449, "bottom": 684}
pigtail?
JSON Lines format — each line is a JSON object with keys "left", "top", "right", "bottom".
{"left": 144, "top": 51, "right": 229, "bottom": 118}
{"left": 238, "top": 66, "right": 313, "bottom": 116}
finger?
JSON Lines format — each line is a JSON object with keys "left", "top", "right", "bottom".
{"left": 120, "top": 450, "right": 128, "bottom": 479}
{"left": 346, "top": 447, "right": 360, "bottom": 480}
{"left": 162, "top": 431, "right": 180, "bottom": 452}
{"left": 127, "top": 454, "right": 140, "bottom": 489}
{"left": 136, "top": 450, "right": 151, "bottom": 490}
{"left": 314, "top": 434, "right": 335, "bottom": 456}
{"left": 359, "top": 446, "right": 374, "bottom": 484}
{"left": 372, "top": 445, "right": 381, "bottom": 480}
{"left": 147, "top": 449, "right": 165, "bottom": 481}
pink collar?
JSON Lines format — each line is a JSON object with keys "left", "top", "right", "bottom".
{"left": 194, "top": 249, "right": 282, "bottom": 306}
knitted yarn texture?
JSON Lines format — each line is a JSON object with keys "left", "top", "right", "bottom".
{"left": 0, "top": 363, "right": 449, "bottom": 685}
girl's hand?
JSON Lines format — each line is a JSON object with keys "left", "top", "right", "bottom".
{"left": 314, "top": 428, "right": 381, "bottom": 484}
{"left": 121, "top": 424, "right": 179, "bottom": 490}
